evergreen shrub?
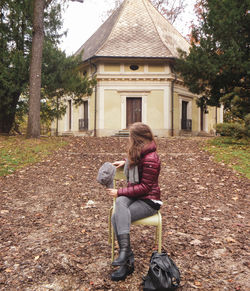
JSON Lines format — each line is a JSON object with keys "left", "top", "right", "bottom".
{"left": 244, "top": 114, "right": 250, "bottom": 138}
{"left": 216, "top": 123, "right": 246, "bottom": 139}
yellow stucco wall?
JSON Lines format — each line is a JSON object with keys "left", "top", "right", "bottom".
{"left": 173, "top": 93, "right": 180, "bottom": 131}
{"left": 148, "top": 65, "right": 165, "bottom": 72}
{"left": 207, "top": 106, "right": 217, "bottom": 134}
{"left": 147, "top": 90, "right": 164, "bottom": 129}
{"left": 104, "top": 64, "right": 120, "bottom": 72}
{"left": 104, "top": 90, "right": 121, "bottom": 129}
{"left": 88, "top": 91, "right": 95, "bottom": 130}
{"left": 192, "top": 98, "right": 199, "bottom": 132}
{"left": 72, "top": 104, "right": 79, "bottom": 132}
{"left": 57, "top": 117, "right": 64, "bottom": 133}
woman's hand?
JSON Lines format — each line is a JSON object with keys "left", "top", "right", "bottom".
{"left": 106, "top": 188, "right": 118, "bottom": 198}
{"left": 113, "top": 160, "right": 125, "bottom": 168}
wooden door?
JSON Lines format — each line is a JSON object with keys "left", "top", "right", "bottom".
{"left": 68, "top": 100, "right": 72, "bottom": 130}
{"left": 83, "top": 101, "right": 88, "bottom": 129}
{"left": 126, "top": 98, "right": 142, "bottom": 128}
{"left": 200, "top": 104, "right": 204, "bottom": 131}
{"left": 181, "top": 101, "right": 188, "bottom": 129}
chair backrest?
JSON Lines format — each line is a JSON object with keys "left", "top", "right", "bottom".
{"left": 114, "top": 166, "right": 126, "bottom": 182}
{"left": 113, "top": 167, "right": 126, "bottom": 208}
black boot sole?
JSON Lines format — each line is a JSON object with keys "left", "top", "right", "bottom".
{"left": 111, "top": 265, "right": 134, "bottom": 281}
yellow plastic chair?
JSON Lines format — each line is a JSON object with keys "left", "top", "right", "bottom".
{"left": 108, "top": 168, "right": 162, "bottom": 261}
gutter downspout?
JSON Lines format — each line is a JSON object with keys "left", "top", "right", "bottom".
{"left": 171, "top": 65, "right": 177, "bottom": 137}
{"left": 90, "top": 59, "right": 97, "bottom": 137}
{"left": 56, "top": 96, "right": 59, "bottom": 137}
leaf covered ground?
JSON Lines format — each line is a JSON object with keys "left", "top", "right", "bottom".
{"left": 0, "top": 137, "right": 249, "bottom": 291}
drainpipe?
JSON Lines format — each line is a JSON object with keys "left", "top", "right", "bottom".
{"left": 90, "top": 59, "right": 97, "bottom": 137}
{"left": 56, "top": 96, "right": 59, "bottom": 137}
{"left": 171, "top": 65, "right": 177, "bottom": 137}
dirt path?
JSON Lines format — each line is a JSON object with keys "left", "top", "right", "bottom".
{"left": 0, "top": 137, "right": 249, "bottom": 291}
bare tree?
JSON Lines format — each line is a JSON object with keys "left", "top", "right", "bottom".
{"left": 27, "top": 0, "right": 84, "bottom": 138}
{"left": 104, "top": 0, "right": 186, "bottom": 24}
{"left": 151, "top": 0, "right": 186, "bottom": 24}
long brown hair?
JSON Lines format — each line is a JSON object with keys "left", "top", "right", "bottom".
{"left": 128, "top": 122, "right": 155, "bottom": 166}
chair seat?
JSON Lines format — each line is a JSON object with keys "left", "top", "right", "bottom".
{"left": 132, "top": 212, "right": 161, "bottom": 226}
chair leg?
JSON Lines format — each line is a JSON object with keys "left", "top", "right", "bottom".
{"left": 108, "top": 207, "right": 115, "bottom": 261}
{"left": 108, "top": 207, "right": 113, "bottom": 244}
{"left": 158, "top": 220, "right": 162, "bottom": 253}
{"left": 111, "top": 223, "right": 115, "bottom": 262}
{"left": 155, "top": 226, "right": 158, "bottom": 244}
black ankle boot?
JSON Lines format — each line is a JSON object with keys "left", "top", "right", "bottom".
{"left": 112, "top": 233, "right": 134, "bottom": 266}
{"left": 111, "top": 261, "right": 134, "bottom": 281}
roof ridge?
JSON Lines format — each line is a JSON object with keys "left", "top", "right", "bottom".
{"left": 142, "top": 0, "right": 174, "bottom": 57}
{"left": 143, "top": 0, "right": 190, "bottom": 54}
{"left": 74, "top": 1, "right": 125, "bottom": 58}
{"left": 95, "top": 0, "right": 127, "bottom": 56}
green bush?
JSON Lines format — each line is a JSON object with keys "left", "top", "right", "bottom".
{"left": 244, "top": 113, "right": 250, "bottom": 137}
{"left": 216, "top": 122, "right": 246, "bottom": 139}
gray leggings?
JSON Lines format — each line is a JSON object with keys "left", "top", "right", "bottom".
{"left": 111, "top": 196, "right": 157, "bottom": 236}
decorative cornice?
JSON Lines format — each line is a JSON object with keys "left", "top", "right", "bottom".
{"left": 117, "top": 90, "right": 151, "bottom": 94}
{"left": 96, "top": 76, "right": 185, "bottom": 85}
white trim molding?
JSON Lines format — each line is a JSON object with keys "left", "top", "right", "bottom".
{"left": 164, "top": 84, "right": 171, "bottom": 129}
{"left": 220, "top": 105, "right": 224, "bottom": 123}
{"left": 98, "top": 86, "right": 104, "bottom": 129}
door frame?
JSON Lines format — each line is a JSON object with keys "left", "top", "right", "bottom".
{"left": 181, "top": 100, "right": 188, "bottom": 130}
{"left": 68, "top": 99, "right": 72, "bottom": 131}
{"left": 83, "top": 100, "right": 88, "bottom": 130}
{"left": 120, "top": 92, "right": 148, "bottom": 129}
{"left": 179, "top": 96, "right": 192, "bottom": 131}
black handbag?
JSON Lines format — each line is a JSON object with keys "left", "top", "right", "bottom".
{"left": 142, "top": 251, "right": 181, "bottom": 291}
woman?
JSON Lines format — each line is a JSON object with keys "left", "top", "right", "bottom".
{"left": 106, "top": 122, "right": 162, "bottom": 281}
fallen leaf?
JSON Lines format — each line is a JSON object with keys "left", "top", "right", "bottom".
{"left": 201, "top": 217, "right": 211, "bottom": 221}
{"left": 225, "top": 237, "right": 237, "bottom": 243}
{"left": 190, "top": 239, "right": 202, "bottom": 246}
{"left": 194, "top": 281, "right": 202, "bottom": 286}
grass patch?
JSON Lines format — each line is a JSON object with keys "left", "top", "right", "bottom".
{"left": 205, "top": 137, "right": 250, "bottom": 179}
{"left": 0, "top": 136, "right": 68, "bottom": 176}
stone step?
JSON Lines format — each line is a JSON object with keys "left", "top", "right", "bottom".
{"left": 197, "top": 131, "right": 215, "bottom": 137}
{"left": 113, "top": 129, "right": 129, "bottom": 137}
{"left": 61, "top": 131, "right": 74, "bottom": 136}
{"left": 179, "top": 130, "right": 192, "bottom": 137}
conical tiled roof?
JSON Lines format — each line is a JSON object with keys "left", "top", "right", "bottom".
{"left": 76, "top": 0, "right": 190, "bottom": 61}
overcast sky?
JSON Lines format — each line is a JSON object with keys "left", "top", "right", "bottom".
{"left": 60, "top": 0, "right": 197, "bottom": 55}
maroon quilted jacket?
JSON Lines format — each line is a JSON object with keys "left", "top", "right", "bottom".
{"left": 117, "top": 141, "right": 161, "bottom": 200}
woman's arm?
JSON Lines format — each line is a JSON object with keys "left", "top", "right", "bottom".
{"left": 118, "top": 156, "right": 160, "bottom": 198}
{"left": 106, "top": 188, "right": 118, "bottom": 198}
{"left": 113, "top": 160, "right": 125, "bottom": 168}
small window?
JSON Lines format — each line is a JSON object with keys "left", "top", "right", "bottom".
{"left": 130, "top": 64, "right": 139, "bottom": 71}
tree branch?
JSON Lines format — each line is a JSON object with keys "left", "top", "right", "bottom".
{"left": 45, "top": 0, "right": 84, "bottom": 9}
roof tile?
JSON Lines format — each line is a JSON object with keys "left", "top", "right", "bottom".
{"left": 76, "top": 0, "right": 190, "bottom": 61}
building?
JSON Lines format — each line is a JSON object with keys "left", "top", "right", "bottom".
{"left": 52, "top": 0, "right": 223, "bottom": 137}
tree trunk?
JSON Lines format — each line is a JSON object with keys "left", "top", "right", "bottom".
{"left": 26, "top": 0, "right": 45, "bottom": 138}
